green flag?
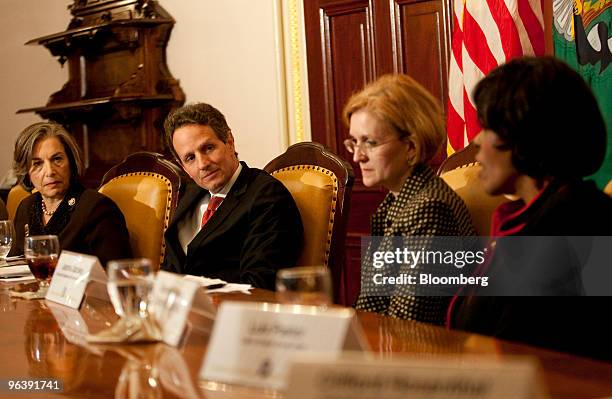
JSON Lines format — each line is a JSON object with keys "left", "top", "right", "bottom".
{"left": 553, "top": 0, "right": 612, "bottom": 188}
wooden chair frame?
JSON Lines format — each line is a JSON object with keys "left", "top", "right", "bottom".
{"left": 99, "top": 151, "right": 182, "bottom": 266}
{"left": 264, "top": 142, "right": 354, "bottom": 302}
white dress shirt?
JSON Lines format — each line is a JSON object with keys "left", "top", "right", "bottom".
{"left": 177, "top": 163, "right": 242, "bottom": 254}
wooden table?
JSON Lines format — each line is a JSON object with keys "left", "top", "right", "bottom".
{"left": 0, "top": 286, "right": 611, "bottom": 398}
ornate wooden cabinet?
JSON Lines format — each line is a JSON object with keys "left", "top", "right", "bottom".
{"left": 18, "top": 0, "right": 185, "bottom": 186}
{"left": 304, "top": 0, "right": 452, "bottom": 305}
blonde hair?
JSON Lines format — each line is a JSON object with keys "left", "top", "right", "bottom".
{"left": 343, "top": 74, "right": 445, "bottom": 166}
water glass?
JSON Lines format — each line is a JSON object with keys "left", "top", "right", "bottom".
{"left": 0, "top": 220, "right": 15, "bottom": 260}
{"left": 24, "top": 235, "right": 60, "bottom": 288}
{"left": 276, "top": 266, "right": 333, "bottom": 306}
{"left": 107, "top": 258, "right": 154, "bottom": 320}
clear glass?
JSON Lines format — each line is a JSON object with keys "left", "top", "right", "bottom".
{"left": 24, "top": 235, "right": 60, "bottom": 289}
{"left": 276, "top": 266, "right": 333, "bottom": 306}
{"left": 0, "top": 220, "right": 15, "bottom": 260}
{"left": 107, "top": 258, "right": 154, "bottom": 320}
{"left": 114, "top": 360, "right": 161, "bottom": 399}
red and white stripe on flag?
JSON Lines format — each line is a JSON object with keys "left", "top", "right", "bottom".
{"left": 447, "top": 0, "right": 546, "bottom": 152}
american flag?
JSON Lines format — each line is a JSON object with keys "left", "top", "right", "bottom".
{"left": 447, "top": 0, "right": 546, "bottom": 152}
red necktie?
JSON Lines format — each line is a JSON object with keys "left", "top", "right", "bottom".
{"left": 201, "top": 196, "right": 224, "bottom": 227}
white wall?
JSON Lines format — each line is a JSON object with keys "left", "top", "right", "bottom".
{"left": 0, "top": 0, "right": 311, "bottom": 185}
{"left": 163, "top": 0, "right": 287, "bottom": 168}
{"left": 0, "top": 0, "right": 70, "bottom": 184}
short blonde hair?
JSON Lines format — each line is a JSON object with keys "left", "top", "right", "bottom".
{"left": 343, "top": 74, "right": 445, "bottom": 166}
{"left": 13, "top": 122, "right": 84, "bottom": 190}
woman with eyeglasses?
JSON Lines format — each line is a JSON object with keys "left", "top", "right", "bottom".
{"left": 344, "top": 74, "right": 475, "bottom": 325}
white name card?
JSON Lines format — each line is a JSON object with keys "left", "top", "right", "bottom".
{"left": 286, "top": 355, "right": 547, "bottom": 399}
{"left": 200, "top": 302, "right": 369, "bottom": 390}
{"left": 150, "top": 271, "right": 216, "bottom": 346}
{"left": 46, "top": 251, "right": 105, "bottom": 309}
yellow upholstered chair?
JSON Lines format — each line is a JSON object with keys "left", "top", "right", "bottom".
{"left": 438, "top": 143, "right": 509, "bottom": 236}
{"left": 99, "top": 152, "right": 182, "bottom": 269}
{"left": 264, "top": 142, "right": 354, "bottom": 303}
{"left": 604, "top": 179, "right": 612, "bottom": 197}
{"left": 6, "top": 184, "right": 31, "bottom": 221}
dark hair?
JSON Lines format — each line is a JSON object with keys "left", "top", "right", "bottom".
{"left": 473, "top": 56, "right": 606, "bottom": 180}
{"left": 164, "top": 103, "right": 232, "bottom": 161}
{"left": 13, "top": 122, "right": 83, "bottom": 191}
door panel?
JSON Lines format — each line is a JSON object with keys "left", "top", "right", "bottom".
{"left": 392, "top": 0, "right": 451, "bottom": 108}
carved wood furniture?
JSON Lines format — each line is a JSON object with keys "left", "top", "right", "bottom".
{"left": 18, "top": 0, "right": 185, "bottom": 186}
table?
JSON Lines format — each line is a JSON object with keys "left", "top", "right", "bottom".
{"left": 1, "top": 286, "right": 611, "bottom": 398}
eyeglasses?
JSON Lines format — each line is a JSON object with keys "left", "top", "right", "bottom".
{"left": 343, "top": 137, "right": 397, "bottom": 155}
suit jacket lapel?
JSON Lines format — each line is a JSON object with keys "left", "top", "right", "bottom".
{"left": 171, "top": 182, "right": 208, "bottom": 228}
{"left": 167, "top": 182, "right": 208, "bottom": 268}
{"left": 187, "top": 163, "right": 251, "bottom": 252}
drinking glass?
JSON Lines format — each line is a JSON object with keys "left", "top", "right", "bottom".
{"left": 0, "top": 220, "right": 15, "bottom": 260}
{"left": 107, "top": 259, "right": 154, "bottom": 321}
{"left": 276, "top": 266, "right": 333, "bottom": 306}
{"left": 114, "top": 359, "right": 161, "bottom": 399}
{"left": 24, "top": 235, "right": 60, "bottom": 289}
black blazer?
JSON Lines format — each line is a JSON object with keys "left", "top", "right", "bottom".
{"left": 162, "top": 162, "right": 303, "bottom": 290}
{"left": 11, "top": 187, "right": 132, "bottom": 266}
{"left": 450, "top": 179, "right": 612, "bottom": 360}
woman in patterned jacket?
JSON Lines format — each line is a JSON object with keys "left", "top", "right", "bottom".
{"left": 344, "top": 74, "right": 475, "bottom": 325}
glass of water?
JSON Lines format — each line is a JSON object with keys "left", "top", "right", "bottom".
{"left": 0, "top": 220, "right": 15, "bottom": 260}
{"left": 276, "top": 266, "right": 333, "bottom": 307}
{"left": 107, "top": 259, "right": 154, "bottom": 321}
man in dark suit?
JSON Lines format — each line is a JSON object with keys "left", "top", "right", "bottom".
{"left": 161, "top": 103, "right": 303, "bottom": 289}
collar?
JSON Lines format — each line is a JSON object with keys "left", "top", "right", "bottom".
{"left": 209, "top": 162, "right": 242, "bottom": 198}
{"left": 30, "top": 183, "right": 84, "bottom": 236}
{"left": 377, "top": 164, "right": 434, "bottom": 211}
{"left": 371, "top": 164, "right": 434, "bottom": 232}
{"left": 490, "top": 184, "right": 548, "bottom": 237}
{"left": 395, "top": 164, "right": 434, "bottom": 201}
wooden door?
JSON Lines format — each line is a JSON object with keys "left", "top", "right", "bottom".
{"left": 304, "top": 0, "right": 452, "bottom": 305}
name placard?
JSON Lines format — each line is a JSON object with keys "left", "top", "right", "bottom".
{"left": 286, "top": 355, "right": 547, "bottom": 399}
{"left": 150, "top": 271, "right": 216, "bottom": 346}
{"left": 46, "top": 251, "right": 105, "bottom": 309}
{"left": 200, "top": 302, "right": 369, "bottom": 390}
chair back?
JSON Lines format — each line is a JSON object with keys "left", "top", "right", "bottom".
{"left": 438, "top": 142, "right": 509, "bottom": 236}
{"left": 6, "top": 184, "right": 31, "bottom": 221}
{"left": 264, "top": 142, "right": 354, "bottom": 300}
{"left": 604, "top": 179, "right": 612, "bottom": 197}
{"left": 99, "top": 152, "right": 182, "bottom": 269}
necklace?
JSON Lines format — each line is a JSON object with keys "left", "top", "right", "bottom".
{"left": 41, "top": 200, "right": 57, "bottom": 216}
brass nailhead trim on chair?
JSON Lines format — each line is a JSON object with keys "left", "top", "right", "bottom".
{"left": 104, "top": 172, "right": 173, "bottom": 266}
{"left": 271, "top": 165, "right": 338, "bottom": 267}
